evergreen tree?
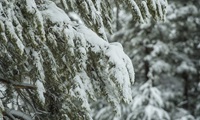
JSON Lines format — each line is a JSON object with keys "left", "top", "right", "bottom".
{"left": 110, "top": 0, "right": 200, "bottom": 119}
{"left": 0, "top": 0, "right": 167, "bottom": 119}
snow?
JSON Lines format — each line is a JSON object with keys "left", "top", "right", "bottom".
{"left": 5, "top": 21, "right": 25, "bottom": 55}
{"left": 128, "top": 80, "right": 171, "bottom": 120}
{"left": 132, "top": 95, "right": 145, "bottom": 110}
{"left": 0, "top": 0, "right": 137, "bottom": 119}
{"left": 35, "top": 8, "right": 46, "bottom": 41}
{"left": 71, "top": 74, "right": 90, "bottom": 111}
{"left": 176, "top": 116, "right": 195, "bottom": 120}
{"left": 168, "top": 4, "right": 198, "bottom": 20}
{"left": 73, "top": 22, "right": 135, "bottom": 115}
{"left": 150, "top": 0, "right": 157, "bottom": 10}
{"left": 151, "top": 60, "right": 170, "bottom": 73}
{"left": 60, "top": 20, "right": 135, "bottom": 114}
{"left": 144, "top": 41, "right": 169, "bottom": 62}
{"left": 150, "top": 87, "right": 163, "bottom": 106}
{"left": 157, "top": 0, "right": 163, "bottom": 19}
{"left": 32, "top": 50, "right": 45, "bottom": 81}
{"left": 197, "top": 43, "right": 200, "bottom": 49}
{"left": 77, "top": 25, "right": 107, "bottom": 52}
{"left": 169, "top": 29, "right": 177, "bottom": 39}
{"left": 86, "top": 0, "right": 98, "bottom": 22}
{"left": 96, "top": 0, "right": 101, "bottom": 11}
{"left": 140, "top": 22, "right": 151, "bottom": 29}
{"left": 177, "top": 5, "right": 198, "bottom": 17}
{"left": 68, "top": 12, "right": 84, "bottom": 24}
{"left": 159, "top": 0, "right": 168, "bottom": 6}
{"left": 177, "top": 62, "right": 197, "bottom": 74}
{"left": 151, "top": 41, "right": 169, "bottom": 56}
{"left": 130, "top": 0, "right": 144, "bottom": 22}
{"left": 41, "top": 1, "right": 71, "bottom": 25}
{"left": 26, "top": 0, "right": 37, "bottom": 14}
{"left": 95, "top": 106, "right": 109, "bottom": 119}
{"left": 106, "top": 43, "right": 134, "bottom": 103}
{"left": 145, "top": 105, "right": 170, "bottom": 120}
{"left": 35, "top": 80, "right": 46, "bottom": 103}
{"left": 141, "top": 1, "right": 151, "bottom": 20}
{"left": 78, "top": 25, "right": 134, "bottom": 83}
{"left": 174, "top": 108, "right": 195, "bottom": 120}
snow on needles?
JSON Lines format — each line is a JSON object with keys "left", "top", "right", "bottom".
{"left": 41, "top": 1, "right": 71, "bottom": 25}
{"left": 40, "top": 1, "right": 135, "bottom": 117}
{"left": 36, "top": 80, "right": 46, "bottom": 104}
{"left": 77, "top": 25, "right": 135, "bottom": 103}
{"left": 0, "top": 0, "right": 135, "bottom": 118}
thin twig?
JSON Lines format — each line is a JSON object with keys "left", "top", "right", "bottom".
{"left": 4, "top": 108, "right": 33, "bottom": 120}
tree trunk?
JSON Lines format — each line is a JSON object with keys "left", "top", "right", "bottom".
{"left": 183, "top": 72, "right": 189, "bottom": 109}
{"left": 144, "top": 46, "right": 151, "bottom": 82}
{"left": 116, "top": 7, "right": 120, "bottom": 31}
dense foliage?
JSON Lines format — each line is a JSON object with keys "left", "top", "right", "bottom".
{"left": 0, "top": 0, "right": 167, "bottom": 119}
{"left": 108, "top": 0, "right": 200, "bottom": 119}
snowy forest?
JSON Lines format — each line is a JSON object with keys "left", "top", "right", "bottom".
{"left": 0, "top": 0, "right": 199, "bottom": 120}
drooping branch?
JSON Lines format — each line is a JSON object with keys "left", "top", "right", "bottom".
{"left": 60, "top": 0, "right": 168, "bottom": 38}
{"left": 0, "top": 0, "right": 135, "bottom": 119}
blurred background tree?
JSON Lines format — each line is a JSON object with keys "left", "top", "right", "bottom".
{"left": 98, "top": 0, "right": 200, "bottom": 119}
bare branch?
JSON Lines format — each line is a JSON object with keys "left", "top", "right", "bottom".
{"left": 0, "top": 78, "right": 37, "bottom": 90}
{"left": 4, "top": 108, "right": 33, "bottom": 120}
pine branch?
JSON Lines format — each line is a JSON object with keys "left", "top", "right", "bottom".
{"left": 4, "top": 108, "right": 33, "bottom": 120}
{"left": 0, "top": 78, "right": 37, "bottom": 90}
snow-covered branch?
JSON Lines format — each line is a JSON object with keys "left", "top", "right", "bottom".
{"left": 0, "top": 0, "right": 135, "bottom": 119}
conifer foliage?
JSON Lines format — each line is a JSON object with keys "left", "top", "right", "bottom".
{"left": 0, "top": 0, "right": 167, "bottom": 119}
{"left": 109, "top": 1, "right": 200, "bottom": 119}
